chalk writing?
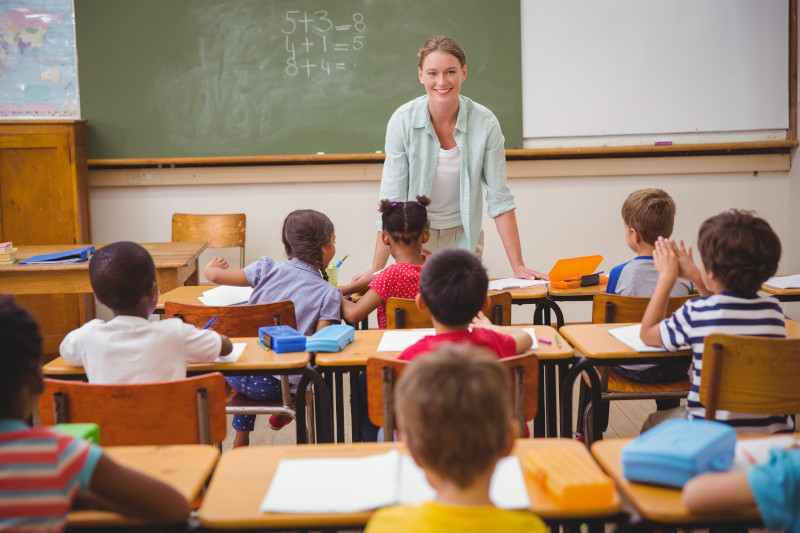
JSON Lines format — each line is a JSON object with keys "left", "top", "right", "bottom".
{"left": 283, "top": 9, "right": 365, "bottom": 77}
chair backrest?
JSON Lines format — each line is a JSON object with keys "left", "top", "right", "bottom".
{"left": 366, "top": 352, "right": 539, "bottom": 437}
{"left": 164, "top": 301, "right": 296, "bottom": 337}
{"left": 385, "top": 293, "right": 512, "bottom": 329}
{"left": 38, "top": 373, "right": 228, "bottom": 445}
{"left": 172, "top": 213, "right": 246, "bottom": 267}
{"left": 699, "top": 334, "right": 800, "bottom": 421}
{"left": 591, "top": 293, "right": 696, "bottom": 324}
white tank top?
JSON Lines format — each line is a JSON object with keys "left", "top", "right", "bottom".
{"left": 428, "top": 146, "right": 462, "bottom": 229}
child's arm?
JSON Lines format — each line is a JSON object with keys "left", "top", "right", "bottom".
{"left": 315, "top": 319, "right": 336, "bottom": 331}
{"left": 672, "top": 239, "right": 713, "bottom": 296}
{"left": 87, "top": 452, "right": 190, "bottom": 523}
{"left": 338, "top": 273, "right": 375, "bottom": 297}
{"left": 219, "top": 333, "right": 233, "bottom": 355}
{"left": 682, "top": 470, "right": 757, "bottom": 514}
{"left": 204, "top": 257, "right": 249, "bottom": 286}
{"left": 471, "top": 311, "right": 533, "bottom": 353}
{"left": 341, "top": 289, "right": 383, "bottom": 325}
{"left": 640, "top": 237, "right": 679, "bottom": 347}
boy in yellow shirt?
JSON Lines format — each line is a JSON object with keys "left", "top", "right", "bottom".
{"left": 365, "top": 345, "right": 545, "bottom": 533}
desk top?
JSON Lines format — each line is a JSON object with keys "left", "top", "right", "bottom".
{"left": 559, "top": 323, "right": 691, "bottom": 360}
{"left": 42, "top": 337, "right": 310, "bottom": 377}
{"left": 591, "top": 438, "right": 758, "bottom": 525}
{"left": 67, "top": 444, "right": 219, "bottom": 527}
{"left": 314, "top": 326, "right": 575, "bottom": 367}
{"left": 157, "top": 284, "right": 208, "bottom": 310}
{"left": 547, "top": 283, "right": 608, "bottom": 299}
{"left": 488, "top": 283, "right": 548, "bottom": 300}
{"left": 761, "top": 276, "right": 800, "bottom": 296}
{"left": 198, "top": 439, "right": 620, "bottom": 529}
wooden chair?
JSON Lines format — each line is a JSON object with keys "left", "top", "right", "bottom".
{"left": 578, "top": 293, "right": 696, "bottom": 442}
{"left": 163, "top": 300, "right": 311, "bottom": 440}
{"left": 366, "top": 352, "right": 538, "bottom": 438}
{"left": 385, "top": 291, "right": 512, "bottom": 329}
{"left": 699, "top": 334, "right": 800, "bottom": 423}
{"left": 172, "top": 213, "right": 246, "bottom": 268}
{"left": 38, "top": 373, "right": 227, "bottom": 445}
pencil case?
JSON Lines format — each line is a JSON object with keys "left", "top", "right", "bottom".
{"left": 621, "top": 418, "right": 735, "bottom": 488}
{"left": 522, "top": 447, "right": 614, "bottom": 509}
{"left": 54, "top": 423, "right": 100, "bottom": 444}
{"left": 305, "top": 324, "right": 355, "bottom": 352}
{"left": 259, "top": 325, "right": 307, "bottom": 353}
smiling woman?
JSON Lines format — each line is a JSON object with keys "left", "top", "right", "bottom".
{"left": 353, "top": 36, "right": 546, "bottom": 283}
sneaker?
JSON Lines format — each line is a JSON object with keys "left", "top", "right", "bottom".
{"left": 267, "top": 414, "right": 293, "bottom": 431}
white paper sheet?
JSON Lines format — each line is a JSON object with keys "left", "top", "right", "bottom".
{"left": 214, "top": 342, "right": 247, "bottom": 363}
{"left": 608, "top": 324, "right": 668, "bottom": 352}
{"left": 729, "top": 436, "right": 799, "bottom": 471}
{"left": 198, "top": 285, "right": 254, "bottom": 306}
{"left": 376, "top": 329, "right": 436, "bottom": 352}
{"left": 488, "top": 278, "right": 550, "bottom": 291}
{"left": 521, "top": 328, "right": 539, "bottom": 351}
{"left": 764, "top": 274, "right": 800, "bottom": 290}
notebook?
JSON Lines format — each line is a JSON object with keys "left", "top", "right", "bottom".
{"left": 19, "top": 246, "right": 95, "bottom": 264}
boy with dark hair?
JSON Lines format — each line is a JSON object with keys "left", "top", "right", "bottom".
{"left": 399, "top": 248, "right": 532, "bottom": 361}
{"left": 640, "top": 209, "right": 791, "bottom": 434}
{"left": 0, "top": 295, "right": 191, "bottom": 529}
{"left": 60, "top": 241, "right": 231, "bottom": 383}
{"left": 365, "top": 345, "right": 545, "bottom": 532}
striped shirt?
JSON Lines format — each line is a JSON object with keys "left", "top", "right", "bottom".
{"left": 658, "top": 292, "right": 793, "bottom": 434}
{"left": 0, "top": 420, "right": 101, "bottom": 532}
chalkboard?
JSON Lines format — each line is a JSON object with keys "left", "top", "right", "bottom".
{"left": 75, "top": 0, "right": 522, "bottom": 159}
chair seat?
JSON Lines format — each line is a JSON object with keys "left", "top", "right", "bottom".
{"left": 580, "top": 368, "right": 690, "bottom": 394}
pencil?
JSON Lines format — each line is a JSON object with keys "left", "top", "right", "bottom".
{"left": 554, "top": 334, "right": 562, "bottom": 348}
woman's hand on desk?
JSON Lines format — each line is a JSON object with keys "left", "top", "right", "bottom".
{"left": 513, "top": 265, "right": 549, "bottom": 280}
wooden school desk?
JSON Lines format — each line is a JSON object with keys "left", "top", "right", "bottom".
{"left": 314, "top": 326, "right": 574, "bottom": 442}
{"left": 762, "top": 276, "right": 800, "bottom": 302}
{"left": 591, "top": 438, "right": 765, "bottom": 531}
{"left": 42, "top": 338, "right": 333, "bottom": 444}
{"left": 65, "top": 444, "right": 219, "bottom": 529}
{"left": 0, "top": 242, "right": 207, "bottom": 295}
{"left": 198, "top": 439, "right": 622, "bottom": 531}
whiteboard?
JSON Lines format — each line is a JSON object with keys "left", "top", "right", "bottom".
{"left": 521, "top": 0, "right": 789, "bottom": 145}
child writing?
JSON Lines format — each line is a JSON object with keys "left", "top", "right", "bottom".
{"left": 682, "top": 446, "right": 800, "bottom": 532}
{"left": 1, "top": 295, "right": 191, "bottom": 529}
{"left": 60, "top": 241, "right": 231, "bottom": 384}
{"left": 341, "top": 195, "right": 431, "bottom": 329}
{"left": 639, "top": 209, "right": 792, "bottom": 434}
{"left": 204, "top": 209, "right": 342, "bottom": 445}
{"left": 365, "top": 344, "right": 546, "bottom": 533}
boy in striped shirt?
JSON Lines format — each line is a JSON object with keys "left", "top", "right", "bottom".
{"left": 639, "top": 209, "right": 792, "bottom": 434}
{"left": 0, "top": 296, "right": 190, "bottom": 532}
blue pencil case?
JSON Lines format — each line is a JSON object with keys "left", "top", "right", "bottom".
{"left": 259, "top": 325, "right": 307, "bottom": 353}
{"left": 305, "top": 324, "right": 355, "bottom": 352}
{"left": 621, "top": 418, "right": 736, "bottom": 488}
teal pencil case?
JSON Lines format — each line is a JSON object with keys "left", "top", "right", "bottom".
{"left": 305, "top": 324, "right": 355, "bottom": 352}
{"left": 259, "top": 325, "right": 307, "bottom": 353}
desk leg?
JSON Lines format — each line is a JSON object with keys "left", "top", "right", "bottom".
{"left": 560, "top": 358, "right": 602, "bottom": 446}
{"left": 532, "top": 297, "right": 565, "bottom": 329}
{"left": 295, "top": 367, "right": 333, "bottom": 444}
{"left": 533, "top": 364, "right": 546, "bottom": 437}
{"left": 545, "top": 363, "right": 557, "bottom": 437}
{"left": 350, "top": 371, "right": 361, "bottom": 443}
{"left": 334, "top": 371, "right": 345, "bottom": 443}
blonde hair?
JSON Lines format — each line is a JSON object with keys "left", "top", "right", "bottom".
{"left": 395, "top": 344, "right": 512, "bottom": 489}
{"left": 418, "top": 35, "right": 467, "bottom": 69}
{"left": 621, "top": 188, "right": 676, "bottom": 244}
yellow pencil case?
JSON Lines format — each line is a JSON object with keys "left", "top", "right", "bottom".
{"left": 522, "top": 448, "right": 614, "bottom": 509}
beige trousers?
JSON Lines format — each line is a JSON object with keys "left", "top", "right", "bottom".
{"left": 423, "top": 227, "right": 484, "bottom": 259}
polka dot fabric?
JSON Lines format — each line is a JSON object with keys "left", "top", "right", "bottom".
{"left": 368, "top": 256, "right": 428, "bottom": 329}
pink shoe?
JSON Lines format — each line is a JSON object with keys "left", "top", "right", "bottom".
{"left": 267, "top": 414, "right": 293, "bottom": 431}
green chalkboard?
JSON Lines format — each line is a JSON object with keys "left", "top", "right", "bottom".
{"left": 75, "top": 0, "right": 522, "bottom": 159}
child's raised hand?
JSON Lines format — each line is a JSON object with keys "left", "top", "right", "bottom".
{"left": 673, "top": 239, "right": 701, "bottom": 281}
{"left": 653, "top": 237, "right": 679, "bottom": 281}
{"left": 206, "top": 257, "right": 229, "bottom": 270}
{"left": 470, "top": 311, "right": 493, "bottom": 329}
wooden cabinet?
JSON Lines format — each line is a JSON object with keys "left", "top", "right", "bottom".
{"left": 0, "top": 121, "right": 93, "bottom": 355}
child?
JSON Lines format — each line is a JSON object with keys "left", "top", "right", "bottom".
{"left": 639, "top": 209, "right": 792, "bottom": 434}
{"left": 399, "top": 248, "right": 532, "bottom": 361}
{"left": 204, "top": 209, "right": 342, "bottom": 445}
{"left": 365, "top": 345, "right": 546, "bottom": 533}
{"left": 606, "top": 189, "right": 692, "bottom": 409}
{"left": 341, "top": 195, "right": 431, "bottom": 329}
{"left": 682, "top": 447, "right": 800, "bottom": 532}
{"left": 0, "top": 295, "right": 191, "bottom": 529}
{"left": 60, "top": 241, "right": 231, "bottom": 384}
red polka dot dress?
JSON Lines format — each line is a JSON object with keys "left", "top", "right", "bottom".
{"left": 368, "top": 255, "right": 428, "bottom": 329}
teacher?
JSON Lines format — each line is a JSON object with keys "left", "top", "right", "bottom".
{"left": 355, "top": 35, "right": 546, "bottom": 282}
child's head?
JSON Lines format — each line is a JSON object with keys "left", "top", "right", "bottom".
{"left": 698, "top": 209, "right": 780, "bottom": 295}
{"left": 282, "top": 209, "right": 336, "bottom": 280}
{"left": 419, "top": 248, "right": 488, "bottom": 326}
{"left": 89, "top": 241, "right": 157, "bottom": 313}
{"left": 0, "top": 296, "right": 43, "bottom": 419}
{"left": 379, "top": 195, "right": 431, "bottom": 246}
{"left": 396, "top": 344, "right": 514, "bottom": 489}
{"left": 621, "top": 188, "right": 676, "bottom": 246}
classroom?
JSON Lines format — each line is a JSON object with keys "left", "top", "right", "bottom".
{"left": 2, "top": 0, "right": 800, "bottom": 530}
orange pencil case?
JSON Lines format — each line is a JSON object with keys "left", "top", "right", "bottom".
{"left": 522, "top": 447, "right": 614, "bottom": 509}
{"left": 548, "top": 255, "right": 604, "bottom": 290}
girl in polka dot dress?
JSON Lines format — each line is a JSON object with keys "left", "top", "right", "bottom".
{"left": 341, "top": 196, "right": 430, "bottom": 329}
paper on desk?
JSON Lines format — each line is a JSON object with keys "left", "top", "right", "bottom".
{"left": 729, "top": 436, "right": 799, "bottom": 472}
{"left": 488, "top": 278, "right": 550, "bottom": 291}
{"left": 608, "top": 324, "right": 667, "bottom": 352}
{"left": 214, "top": 342, "right": 247, "bottom": 363}
{"left": 377, "top": 329, "right": 436, "bottom": 352}
{"left": 521, "top": 327, "right": 538, "bottom": 351}
{"left": 198, "top": 285, "right": 254, "bottom": 306}
{"left": 764, "top": 274, "right": 800, "bottom": 290}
